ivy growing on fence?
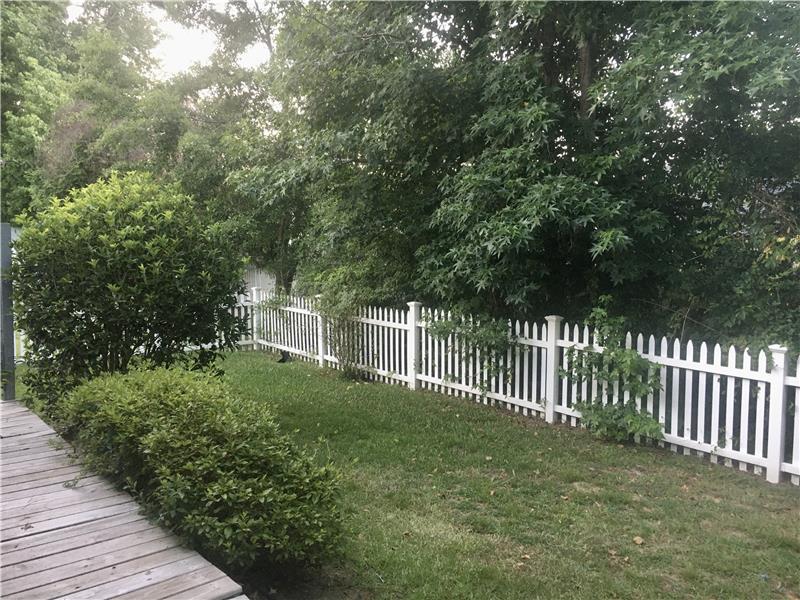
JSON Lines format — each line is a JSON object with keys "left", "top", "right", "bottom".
{"left": 427, "top": 312, "right": 518, "bottom": 396}
{"left": 562, "top": 296, "right": 663, "bottom": 442}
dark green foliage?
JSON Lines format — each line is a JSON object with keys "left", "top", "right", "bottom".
{"left": 58, "top": 367, "right": 341, "bottom": 569}
{"left": 427, "top": 312, "right": 517, "bottom": 390}
{"left": 1, "top": 2, "right": 166, "bottom": 219}
{"left": 4, "top": 0, "right": 799, "bottom": 349}
{"left": 11, "top": 172, "right": 247, "bottom": 411}
{"left": 0, "top": 1, "right": 71, "bottom": 220}
{"left": 265, "top": 1, "right": 799, "bottom": 348}
{"left": 565, "top": 297, "right": 662, "bottom": 442}
{"left": 313, "top": 289, "right": 372, "bottom": 381}
{"left": 575, "top": 401, "right": 664, "bottom": 444}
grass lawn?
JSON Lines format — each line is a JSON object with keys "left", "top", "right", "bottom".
{"left": 222, "top": 351, "right": 800, "bottom": 600}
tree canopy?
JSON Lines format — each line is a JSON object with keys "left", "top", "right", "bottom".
{"left": 2, "top": 0, "right": 798, "bottom": 348}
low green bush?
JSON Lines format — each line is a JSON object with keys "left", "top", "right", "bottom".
{"left": 573, "top": 400, "right": 664, "bottom": 443}
{"left": 59, "top": 367, "right": 340, "bottom": 569}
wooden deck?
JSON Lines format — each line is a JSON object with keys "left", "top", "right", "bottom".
{"left": 0, "top": 401, "right": 248, "bottom": 600}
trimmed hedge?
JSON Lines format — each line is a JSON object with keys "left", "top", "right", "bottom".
{"left": 12, "top": 171, "right": 247, "bottom": 411}
{"left": 59, "top": 367, "right": 340, "bottom": 569}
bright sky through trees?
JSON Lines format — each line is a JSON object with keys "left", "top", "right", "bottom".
{"left": 66, "top": 0, "right": 268, "bottom": 79}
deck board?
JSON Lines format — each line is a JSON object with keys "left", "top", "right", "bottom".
{"left": 1, "top": 401, "right": 247, "bottom": 600}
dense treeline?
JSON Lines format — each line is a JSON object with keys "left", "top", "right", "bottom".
{"left": 2, "top": 1, "right": 798, "bottom": 348}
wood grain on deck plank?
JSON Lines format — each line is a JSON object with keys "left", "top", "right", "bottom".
{"left": 0, "top": 401, "right": 247, "bottom": 600}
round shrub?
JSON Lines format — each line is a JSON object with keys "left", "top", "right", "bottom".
{"left": 11, "top": 171, "right": 247, "bottom": 408}
{"left": 59, "top": 367, "right": 340, "bottom": 569}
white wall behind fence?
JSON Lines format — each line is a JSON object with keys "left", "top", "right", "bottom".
{"left": 241, "top": 289, "right": 800, "bottom": 486}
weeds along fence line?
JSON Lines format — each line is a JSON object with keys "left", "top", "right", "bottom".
{"left": 242, "top": 289, "right": 800, "bottom": 486}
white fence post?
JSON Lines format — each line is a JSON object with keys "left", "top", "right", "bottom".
{"left": 766, "top": 344, "right": 788, "bottom": 483}
{"left": 544, "top": 315, "right": 564, "bottom": 424}
{"left": 407, "top": 301, "right": 422, "bottom": 390}
{"left": 250, "top": 287, "right": 261, "bottom": 349}
{"left": 316, "top": 297, "right": 328, "bottom": 367}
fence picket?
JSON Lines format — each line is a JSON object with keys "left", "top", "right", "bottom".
{"left": 458, "top": 317, "right": 466, "bottom": 397}
{"left": 383, "top": 308, "right": 390, "bottom": 376}
{"left": 436, "top": 309, "right": 443, "bottom": 390}
{"left": 397, "top": 309, "right": 403, "bottom": 378}
{"left": 754, "top": 350, "right": 768, "bottom": 472}
{"left": 671, "top": 339, "right": 681, "bottom": 445}
{"left": 710, "top": 344, "right": 722, "bottom": 462}
{"left": 646, "top": 335, "right": 655, "bottom": 415}
{"left": 725, "top": 346, "right": 737, "bottom": 466}
{"left": 572, "top": 325, "right": 581, "bottom": 408}
{"left": 659, "top": 337, "right": 668, "bottom": 432}
{"left": 514, "top": 321, "right": 522, "bottom": 404}
{"left": 593, "top": 330, "right": 601, "bottom": 406}
{"left": 740, "top": 349, "right": 752, "bottom": 467}
{"left": 561, "top": 322, "right": 570, "bottom": 413}
{"left": 633, "top": 333, "right": 642, "bottom": 410}
{"left": 792, "top": 356, "right": 800, "bottom": 485}
{"left": 683, "top": 340, "right": 694, "bottom": 451}
{"left": 467, "top": 318, "right": 474, "bottom": 396}
{"left": 532, "top": 323, "right": 540, "bottom": 405}
{"left": 697, "top": 342, "right": 708, "bottom": 446}
{"left": 391, "top": 309, "right": 398, "bottom": 377}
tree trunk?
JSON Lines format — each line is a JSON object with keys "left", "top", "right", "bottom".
{"left": 578, "top": 35, "right": 594, "bottom": 141}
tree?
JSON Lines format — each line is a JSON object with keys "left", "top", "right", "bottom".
{"left": 7, "top": 0, "right": 798, "bottom": 349}
{"left": 264, "top": 1, "right": 800, "bottom": 347}
{"left": 34, "top": 1, "right": 161, "bottom": 202}
{"left": 0, "top": 1, "right": 71, "bottom": 221}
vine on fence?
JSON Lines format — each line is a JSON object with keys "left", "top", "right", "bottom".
{"left": 562, "top": 296, "right": 663, "bottom": 442}
{"left": 427, "top": 312, "right": 518, "bottom": 396}
{"left": 314, "top": 292, "right": 368, "bottom": 381}
{"left": 258, "top": 292, "right": 293, "bottom": 362}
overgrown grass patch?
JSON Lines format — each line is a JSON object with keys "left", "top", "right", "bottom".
{"left": 223, "top": 352, "right": 799, "bottom": 599}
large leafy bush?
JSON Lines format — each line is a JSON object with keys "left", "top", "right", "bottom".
{"left": 59, "top": 367, "right": 340, "bottom": 569}
{"left": 12, "top": 171, "right": 247, "bottom": 408}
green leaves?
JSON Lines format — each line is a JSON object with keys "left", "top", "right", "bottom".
{"left": 59, "top": 367, "right": 341, "bottom": 568}
{"left": 12, "top": 171, "right": 248, "bottom": 410}
{"left": 7, "top": 0, "right": 799, "bottom": 349}
{"left": 590, "top": 228, "right": 632, "bottom": 259}
{"left": 574, "top": 400, "right": 663, "bottom": 443}
{"left": 564, "top": 297, "right": 663, "bottom": 442}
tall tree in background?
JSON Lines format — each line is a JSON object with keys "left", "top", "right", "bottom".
{"left": 3, "top": 0, "right": 798, "bottom": 348}
{"left": 1, "top": 1, "right": 188, "bottom": 220}
{"left": 35, "top": 1, "right": 161, "bottom": 201}
{"left": 262, "top": 1, "right": 800, "bottom": 347}
{"left": 163, "top": 1, "right": 313, "bottom": 292}
{"left": 1, "top": 1, "right": 71, "bottom": 219}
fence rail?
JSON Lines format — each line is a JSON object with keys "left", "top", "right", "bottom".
{"left": 245, "top": 289, "right": 800, "bottom": 486}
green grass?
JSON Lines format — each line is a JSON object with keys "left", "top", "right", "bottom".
{"left": 222, "top": 352, "right": 800, "bottom": 600}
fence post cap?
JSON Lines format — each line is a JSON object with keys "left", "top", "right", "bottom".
{"left": 544, "top": 314, "right": 564, "bottom": 322}
{"left": 768, "top": 344, "right": 788, "bottom": 354}
{"left": 407, "top": 301, "right": 422, "bottom": 308}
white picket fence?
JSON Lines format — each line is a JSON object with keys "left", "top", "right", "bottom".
{"left": 241, "top": 289, "right": 800, "bottom": 486}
